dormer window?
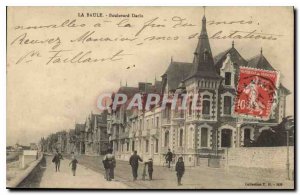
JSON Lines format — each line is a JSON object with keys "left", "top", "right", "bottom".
{"left": 225, "top": 72, "right": 232, "bottom": 86}
{"left": 220, "top": 53, "right": 235, "bottom": 88}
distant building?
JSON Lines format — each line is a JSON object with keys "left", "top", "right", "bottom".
{"left": 84, "top": 111, "right": 109, "bottom": 155}
{"left": 75, "top": 123, "right": 86, "bottom": 154}
{"left": 30, "top": 143, "right": 38, "bottom": 150}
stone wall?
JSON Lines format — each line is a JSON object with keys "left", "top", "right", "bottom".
{"left": 226, "top": 147, "right": 294, "bottom": 170}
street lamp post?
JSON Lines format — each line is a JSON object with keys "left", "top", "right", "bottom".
{"left": 286, "top": 130, "right": 290, "bottom": 180}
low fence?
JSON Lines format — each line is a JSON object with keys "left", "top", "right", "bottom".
{"left": 7, "top": 153, "right": 44, "bottom": 188}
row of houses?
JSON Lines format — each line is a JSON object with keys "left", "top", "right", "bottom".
{"left": 106, "top": 13, "right": 291, "bottom": 166}
{"left": 39, "top": 13, "right": 291, "bottom": 167}
{"left": 40, "top": 111, "right": 110, "bottom": 156}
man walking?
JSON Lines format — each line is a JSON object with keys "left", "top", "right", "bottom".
{"left": 102, "top": 148, "right": 116, "bottom": 181}
{"left": 69, "top": 152, "right": 78, "bottom": 176}
{"left": 175, "top": 157, "right": 185, "bottom": 186}
{"left": 165, "top": 149, "right": 173, "bottom": 168}
{"left": 52, "top": 149, "right": 63, "bottom": 172}
{"left": 129, "top": 150, "right": 143, "bottom": 181}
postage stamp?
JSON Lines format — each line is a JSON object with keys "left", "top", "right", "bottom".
{"left": 234, "top": 67, "right": 280, "bottom": 120}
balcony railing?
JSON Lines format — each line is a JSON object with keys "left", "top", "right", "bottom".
{"left": 119, "top": 131, "right": 129, "bottom": 139}
{"left": 173, "top": 111, "right": 185, "bottom": 119}
{"left": 175, "top": 146, "right": 184, "bottom": 153}
{"left": 141, "top": 130, "right": 150, "bottom": 137}
{"left": 237, "top": 117, "right": 259, "bottom": 123}
{"left": 150, "top": 128, "right": 159, "bottom": 135}
{"left": 161, "top": 118, "right": 171, "bottom": 125}
{"left": 110, "top": 133, "right": 119, "bottom": 140}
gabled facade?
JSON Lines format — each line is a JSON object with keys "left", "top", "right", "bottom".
{"left": 84, "top": 111, "right": 109, "bottom": 155}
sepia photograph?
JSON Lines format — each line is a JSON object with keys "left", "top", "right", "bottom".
{"left": 6, "top": 6, "right": 295, "bottom": 189}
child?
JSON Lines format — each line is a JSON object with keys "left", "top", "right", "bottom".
{"left": 175, "top": 156, "right": 185, "bottom": 186}
{"left": 145, "top": 158, "right": 153, "bottom": 180}
{"left": 69, "top": 153, "right": 78, "bottom": 176}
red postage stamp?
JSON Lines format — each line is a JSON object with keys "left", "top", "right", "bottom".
{"left": 234, "top": 67, "right": 280, "bottom": 120}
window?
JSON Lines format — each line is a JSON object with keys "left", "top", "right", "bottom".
{"left": 244, "top": 128, "right": 251, "bottom": 140}
{"left": 189, "top": 101, "right": 192, "bottom": 115}
{"left": 145, "top": 140, "right": 149, "bottom": 152}
{"left": 200, "top": 128, "right": 208, "bottom": 147}
{"left": 179, "top": 129, "right": 183, "bottom": 146}
{"left": 164, "top": 131, "right": 169, "bottom": 147}
{"left": 126, "top": 142, "right": 129, "bottom": 151}
{"left": 139, "top": 119, "right": 142, "bottom": 130}
{"left": 155, "top": 139, "right": 159, "bottom": 153}
{"left": 221, "top": 129, "right": 232, "bottom": 147}
{"left": 116, "top": 142, "right": 119, "bottom": 151}
{"left": 225, "top": 72, "right": 231, "bottom": 86}
{"left": 156, "top": 117, "right": 159, "bottom": 128}
{"left": 224, "top": 96, "right": 232, "bottom": 115}
{"left": 132, "top": 141, "right": 135, "bottom": 151}
{"left": 202, "top": 100, "right": 210, "bottom": 115}
{"left": 152, "top": 118, "right": 154, "bottom": 128}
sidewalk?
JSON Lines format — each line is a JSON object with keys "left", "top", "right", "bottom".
{"left": 74, "top": 155, "right": 294, "bottom": 189}
{"left": 39, "top": 156, "right": 127, "bottom": 189}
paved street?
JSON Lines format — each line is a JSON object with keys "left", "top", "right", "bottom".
{"left": 38, "top": 156, "right": 127, "bottom": 189}
{"left": 71, "top": 155, "right": 294, "bottom": 189}
{"left": 20, "top": 154, "right": 293, "bottom": 189}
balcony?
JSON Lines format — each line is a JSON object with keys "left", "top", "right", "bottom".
{"left": 150, "top": 128, "right": 159, "bottom": 135}
{"left": 110, "top": 133, "right": 119, "bottom": 140}
{"left": 202, "top": 114, "right": 211, "bottom": 120}
{"left": 237, "top": 117, "right": 259, "bottom": 123}
{"left": 141, "top": 130, "right": 150, "bottom": 137}
{"left": 112, "top": 118, "right": 122, "bottom": 125}
{"left": 197, "top": 148, "right": 225, "bottom": 158}
{"left": 173, "top": 111, "right": 185, "bottom": 119}
{"left": 161, "top": 118, "right": 171, "bottom": 125}
{"left": 175, "top": 146, "right": 184, "bottom": 154}
{"left": 119, "top": 131, "right": 129, "bottom": 139}
{"left": 128, "top": 131, "right": 134, "bottom": 138}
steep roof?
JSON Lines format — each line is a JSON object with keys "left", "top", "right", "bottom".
{"left": 69, "top": 129, "right": 75, "bottom": 135}
{"left": 214, "top": 43, "right": 248, "bottom": 72}
{"left": 188, "top": 15, "right": 221, "bottom": 80}
{"left": 96, "top": 112, "right": 107, "bottom": 124}
{"left": 247, "top": 52, "right": 275, "bottom": 71}
{"left": 75, "top": 123, "right": 85, "bottom": 133}
{"left": 279, "top": 84, "right": 291, "bottom": 95}
{"left": 154, "top": 80, "right": 162, "bottom": 93}
{"left": 117, "top": 86, "right": 139, "bottom": 98}
{"left": 163, "top": 61, "right": 194, "bottom": 91}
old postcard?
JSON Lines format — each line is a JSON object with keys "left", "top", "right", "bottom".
{"left": 6, "top": 6, "right": 294, "bottom": 189}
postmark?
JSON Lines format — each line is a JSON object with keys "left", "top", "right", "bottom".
{"left": 234, "top": 67, "right": 280, "bottom": 120}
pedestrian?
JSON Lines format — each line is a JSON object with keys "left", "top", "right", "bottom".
{"left": 52, "top": 149, "right": 63, "bottom": 172}
{"left": 102, "top": 148, "right": 116, "bottom": 181}
{"left": 129, "top": 150, "right": 143, "bottom": 181}
{"left": 145, "top": 158, "right": 153, "bottom": 181}
{"left": 175, "top": 156, "right": 185, "bottom": 186}
{"left": 165, "top": 149, "right": 173, "bottom": 168}
{"left": 69, "top": 152, "right": 78, "bottom": 176}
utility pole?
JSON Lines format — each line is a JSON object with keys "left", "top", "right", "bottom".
{"left": 286, "top": 130, "right": 290, "bottom": 180}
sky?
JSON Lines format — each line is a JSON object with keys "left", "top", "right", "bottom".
{"left": 6, "top": 7, "right": 294, "bottom": 146}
